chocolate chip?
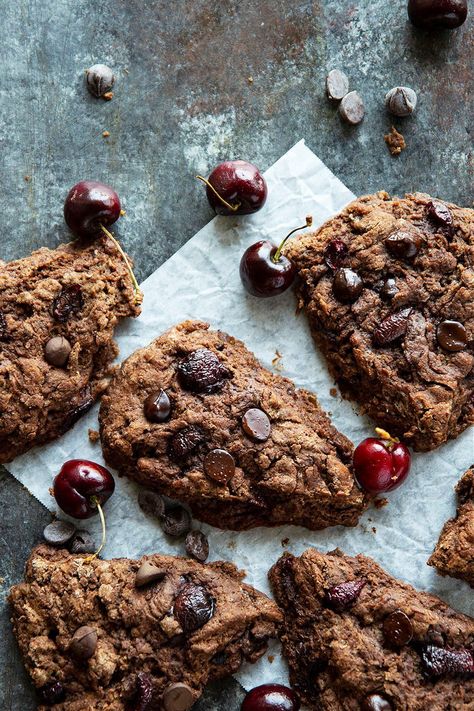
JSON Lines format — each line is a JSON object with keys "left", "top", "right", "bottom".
{"left": 135, "top": 561, "right": 166, "bottom": 588}
{"left": 86, "top": 63, "right": 115, "bottom": 98}
{"left": 185, "top": 530, "right": 209, "bottom": 562}
{"left": 420, "top": 645, "right": 474, "bottom": 679}
{"left": 373, "top": 308, "right": 412, "bottom": 346}
{"left": 326, "top": 69, "right": 349, "bottom": 101}
{"left": 203, "top": 449, "right": 236, "bottom": 484}
{"left": 0, "top": 310, "right": 8, "bottom": 340}
{"left": 339, "top": 91, "right": 365, "bottom": 125}
{"left": 61, "top": 388, "right": 94, "bottom": 432}
{"left": 130, "top": 672, "right": 154, "bottom": 711}
{"left": 325, "top": 239, "right": 348, "bottom": 270}
{"left": 380, "top": 278, "right": 398, "bottom": 301}
{"left": 38, "top": 681, "right": 65, "bottom": 705}
{"left": 138, "top": 490, "right": 165, "bottom": 518}
{"left": 427, "top": 200, "right": 453, "bottom": 229}
{"left": 52, "top": 284, "right": 83, "bottom": 322}
{"left": 385, "top": 86, "right": 417, "bottom": 117}
{"left": 162, "top": 682, "right": 194, "bottom": 711}
{"left": 382, "top": 610, "right": 413, "bottom": 647}
{"left": 436, "top": 320, "right": 468, "bottom": 352}
{"left": 169, "top": 426, "right": 205, "bottom": 461}
{"left": 68, "top": 529, "right": 96, "bottom": 554}
{"left": 385, "top": 230, "right": 422, "bottom": 259}
{"left": 324, "top": 578, "right": 366, "bottom": 612}
{"left": 361, "top": 694, "right": 393, "bottom": 711}
{"left": 69, "top": 625, "right": 97, "bottom": 661}
{"left": 242, "top": 408, "right": 271, "bottom": 442}
{"left": 177, "top": 349, "right": 231, "bottom": 394}
{"left": 160, "top": 505, "right": 191, "bottom": 537}
{"left": 44, "top": 336, "right": 72, "bottom": 367}
{"left": 174, "top": 583, "right": 215, "bottom": 633}
{"left": 143, "top": 390, "right": 171, "bottom": 423}
{"left": 332, "top": 268, "right": 363, "bottom": 303}
{"left": 43, "top": 520, "right": 76, "bottom": 547}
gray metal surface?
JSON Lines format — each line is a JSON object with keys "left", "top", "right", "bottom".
{"left": 0, "top": 0, "right": 472, "bottom": 708}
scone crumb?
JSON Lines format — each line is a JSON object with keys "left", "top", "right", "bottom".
{"left": 102, "top": 130, "right": 110, "bottom": 138}
{"left": 88, "top": 429, "right": 100, "bottom": 443}
{"left": 374, "top": 497, "right": 388, "bottom": 509}
{"left": 268, "top": 654, "right": 275, "bottom": 663}
{"left": 384, "top": 126, "right": 406, "bottom": 155}
{"left": 272, "top": 350, "right": 283, "bottom": 371}
{"left": 330, "top": 387, "right": 338, "bottom": 398}
{"left": 281, "top": 537, "right": 290, "bottom": 547}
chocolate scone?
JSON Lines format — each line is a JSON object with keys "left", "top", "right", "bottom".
{"left": 269, "top": 548, "right": 474, "bottom": 711}
{"left": 0, "top": 236, "right": 141, "bottom": 462}
{"left": 429, "top": 466, "right": 474, "bottom": 588}
{"left": 286, "top": 192, "right": 474, "bottom": 451}
{"left": 9, "top": 545, "right": 280, "bottom": 710}
{"left": 99, "top": 320, "right": 365, "bottom": 530}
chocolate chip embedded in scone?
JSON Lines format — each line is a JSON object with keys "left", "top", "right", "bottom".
{"left": 286, "top": 192, "right": 474, "bottom": 451}
{"left": 0, "top": 235, "right": 141, "bottom": 463}
{"left": 99, "top": 320, "right": 366, "bottom": 531}
{"left": 269, "top": 548, "right": 474, "bottom": 711}
{"left": 9, "top": 545, "right": 281, "bottom": 710}
{"left": 429, "top": 466, "right": 474, "bottom": 588}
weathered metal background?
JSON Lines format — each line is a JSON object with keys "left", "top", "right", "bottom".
{"left": 0, "top": 1, "right": 472, "bottom": 708}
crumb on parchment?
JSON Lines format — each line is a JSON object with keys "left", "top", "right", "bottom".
{"left": 88, "top": 429, "right": 100, "bottom": 443}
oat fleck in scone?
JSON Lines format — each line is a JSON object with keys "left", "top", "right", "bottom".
{"left": 286, "top": 192, "right": 474, "bottom": 451}
{"left": 0, "top": 236, "right": 141, "bottom": 463}
{"left": 99, "top": 321, "right": 365, "bottom": 530}
{"left": 9, "top": 545, "right": 280, "bottom": 710}
{"left": 429, "top": 466, "right": 474, "bottom": 588}
{"left": 269, "top": 548, "right": 474, "bottom": 711}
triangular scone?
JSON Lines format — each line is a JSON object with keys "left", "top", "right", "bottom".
{"left": 0, "top": 236, "right": 141, "bottom": 463}
{"left": 429, "top": 466, "right": 474, "bottom": 588}
{"left": 99, "top": 320, "right": 365, "bottom": 530}
{"left": 9, "top": 545, "right": 280, "bottom": 710}
{"left": 286, "top": 192, "right": 474, "bottom": 451}
{"left": 269, "top": 548, "right": 474, "bottom": 711}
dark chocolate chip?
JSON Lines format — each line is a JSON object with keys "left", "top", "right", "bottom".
{"left": 160, "top": 505, "right": 191, "bottom": 537}
{"left": 203, "top": 448, "right": 236, "bottom": 484}
{"left": 44, "top": 336, "right": 72, "bottom": 367}
{"left": 69, "top": 529, "right": 96, "bottom": 554}
{"left": 185, "top": 530, "right": 209, "bottom": 562}
{"left": 38, "top": 681, "right": 65, "bottom": 705}
{"left": 325, "top": 239, "right": 348, "bottom": 270}
{"left": 361, "top": 694, "right": 393, "bottom": 711}
{"left": 162, "top": 682, "right": 194, "bottom": 711}
{"left": 385, "top": 230, "right": 422, "bottom": 259}
{"left": 339, "top": 91, "right": 365, "bottom": 124}
{"left": 242, "top": 408, "right": 271, "bottom": 442}
{"left": 52, "top": 284, "right": 83, "bottom": 322}
{"left": 380, "top": 278, "right": 398, "bottom": 301}
{"left": 326, "top": 69, "right": 349, "bottom": 101}
{"left": 436, "top": 320, "right": 468, "bottom": 352}
{"left": 427, "top": 200, "right": 453, "bottom": 228}
{"left": 43, "top": 520, "right": 76, "bottom": 547}
{"left": 332, "top": 268, "right": 363, "bottom": 303}
{"left": 0, "top": 310, "right": 8, "bottom": 340}
{"left": 324, "top": 578, "right": 366, "bottom": 612}
{"left": 86, "top": 63, "right": 115, "bottom": 98}
{"left": 177, "top": 348, "right": 231, "bottom": 394}
{"left": 61, "top": 388, "right": 94, "bottom": 433}
{"left": 143, "top": 390, "right": 171, "bottom": 423}
{"left": 421, "top": 645, "right": 474, "bottom": 679}
{"left": 169, "top": 426, "right": 205, "bottom": 461}
{"left": 69, "top": 625, "right": 97, "bottom": 661}
{"left": 138, "top": 490, "right": 165, "bottom": 518}
{"left": 174, "top": 583, "right": 215, "bottom": 633}
{"left": 373, "top": 308, "right": 412, "bottom": 346}
{"left": 135, "top": 561, "right": 166, "bottom": 588}
{"left": 382, "top": 610, "right": 413, "bottom": 648}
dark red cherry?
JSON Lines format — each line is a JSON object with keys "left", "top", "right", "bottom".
{"left": 64, "top": 181, "right": 121, "bottom": 239}
{"left": 407, "top": 0, "right": 468, "bottom": 29}
{"left": 240, "top": 240, "right": 295, "bottom": 297}
{"left": 353, "top": 429, "right": 411, "bottom": 494}
{"left": 53, "top": 459, "right": 115, "bottom": 519}
{"left": 241, "top": 684, "right": 300, "bottom": 711}
{"left": 197, "top": 160, "right": 267, "bottom": 215}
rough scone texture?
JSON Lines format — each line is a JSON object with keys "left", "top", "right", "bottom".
{"left": 429, "top": 466, "right": 474, "bottom": 588}
{"left": 269, "top": 548, "right": 474, "bottom": 711}
{"left": 99, "top": 320, "right": 365, "bottom": 530}
{"left": 0, "top": 236, "right": 141, "bottom": 463}
{"left": 286, "top": 192, "right": 474, "bottom": 451}
{"left": 9, "top": 545, "right": 280, "bottom": 710}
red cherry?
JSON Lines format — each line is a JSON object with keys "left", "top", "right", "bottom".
{"left": 407, "top": 0, "right": 468, "bottom": 29}
{"left": 53, "top": 459, "right": 115, "bottom": 519}
{"left": 197, "top": 160, "right": 267, "bottom": 216}
{"left": 353, "top": 430, "right": 411, "bottom": 494}
{"left": 64, "top": 181, "right": 121, "bottom": 239}
{"left": 242, "top": 684, "right": 300, "bottom": 711}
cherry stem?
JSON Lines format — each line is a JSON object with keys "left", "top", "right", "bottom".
{"left": 195, "top": 175, "right": 241, "bottom": 213}
{"left": 84, "top": 497, "right": 106, "bottom": 563}
{"left": 273, "top": 215, "right": 313, "bottom": 263}
{"left": 100, "top": 224, "right": 141, "bottom": 300}
{"left": 375, "top": 427, "right": 400, "bottom": 449}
